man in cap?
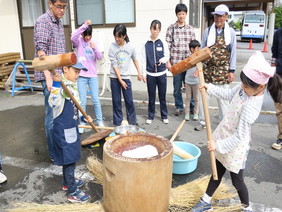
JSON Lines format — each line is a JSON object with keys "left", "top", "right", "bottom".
{"left": 195, "top": 4, "right": 237, "bottom": 131}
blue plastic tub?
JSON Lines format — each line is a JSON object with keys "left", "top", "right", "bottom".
{"left": 173, "top": 141, "right": 201, "bottom": 174}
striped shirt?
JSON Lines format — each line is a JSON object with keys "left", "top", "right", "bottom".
{"left": 165, "top": 22, "right": 196, "bottom": 65}
{"left": 34, "top": 10, "right": 66, "bottom": 82}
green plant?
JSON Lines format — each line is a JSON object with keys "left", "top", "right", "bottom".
{"left": 228, "top": 19, "right": 242, "bottom": 30}
{"left": 274, "top": 6, "right": 282, "bottom": 28}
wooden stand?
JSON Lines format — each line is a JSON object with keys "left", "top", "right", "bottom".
{"left": 0, "top": 52, "right": 21, "bottom": 89}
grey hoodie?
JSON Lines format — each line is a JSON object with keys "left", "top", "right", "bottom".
{"left": 108, "top": 42, "right": 137, "bottom": 79}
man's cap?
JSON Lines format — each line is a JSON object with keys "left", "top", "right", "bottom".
{"left": 71, "top": 61, "right": 87, "bottom": 71}
{"left": 243, "top": 51, "right": 275, "bottom": 85}
{"left": 211, "top": 4, "right": 229, "bottom": 15}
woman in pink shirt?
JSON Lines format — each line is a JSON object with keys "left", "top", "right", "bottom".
{"left": 71, "top": 20, "right": 104, "bottom": 132}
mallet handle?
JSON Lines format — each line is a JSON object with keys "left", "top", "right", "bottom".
{"left": 49, "top": 69, "right": 99, "bottom": 133}
{"left": 170, "top": 120, "right": 194, "bottom": 159}
{"left": 196, "top": 62, "right": 218, "bottom": 180}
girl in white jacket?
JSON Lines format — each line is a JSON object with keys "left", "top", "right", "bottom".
{"left": 192, "top": 51, "right": 282, "bottom": 212}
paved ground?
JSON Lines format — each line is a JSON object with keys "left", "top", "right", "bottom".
{"left": 0, "top": 41, "right": 281, "bottom": 211}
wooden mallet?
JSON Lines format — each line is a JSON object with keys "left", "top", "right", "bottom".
{"left": 171, "top": 47, "right": 212, "bottom": 76}
{"left": 32, "top": 52, "right": 112, "bottom": 144}
{"left": 171, "top": 48, "right": 218, "bottom": 180}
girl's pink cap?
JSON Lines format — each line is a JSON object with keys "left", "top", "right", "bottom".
{"left": 243, "top": 51, "right": 275, "bottom": 84}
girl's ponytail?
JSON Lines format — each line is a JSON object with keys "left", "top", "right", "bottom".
{"left": 125, "top": 35, "right": 130, "bottom": 43}
{"left": 267, "top": 74, "right": 282, "bottom": 103}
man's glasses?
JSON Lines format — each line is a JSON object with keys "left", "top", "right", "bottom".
{"left": 53, "top": 3, "right": 68, "bottom": 10}
{"left": 214, "top": 14, "right": 226, "bottom": 18}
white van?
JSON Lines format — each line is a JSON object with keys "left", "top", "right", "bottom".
{"left": 241, "top": 11, "right": 266, "bottom": 42}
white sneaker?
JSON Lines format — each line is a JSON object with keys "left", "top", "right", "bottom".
{"left": 79, "top": 122, "right": 86, "bottom": 134}
{"left": 163, "top": 119, "right": 169, "bottom": 124}
{"left": 146, "top": 119, "right": 152, "bottom": 124}
{"left": 0, "top": 171, "right": 7, "bottom": 184}
{"left": 78, "top": 127, "right": 85, "bottom": 134}
{"left": 97, "top": 121, "right": 105, "bottom": 127}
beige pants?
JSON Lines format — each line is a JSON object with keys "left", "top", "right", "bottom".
{"left": 185, "top": 83, "right": 199, "bottom": 115}
{"left": 275, "top": 102, "right": 282, "bottom": 140}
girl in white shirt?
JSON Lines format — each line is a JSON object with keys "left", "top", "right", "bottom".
{"left": 192, "top": 51, "right": 282, "bottom": 212}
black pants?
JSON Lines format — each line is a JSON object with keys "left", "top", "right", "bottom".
{"left": 110, "top": 78, "right": 136, "bottom": 126}
{"left": 147, "top": 74, "right": 167, "bottom": 120}
{"left": 206, "top": 160, "right": 249, "bottom": 207}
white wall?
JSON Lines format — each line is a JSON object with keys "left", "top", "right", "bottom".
{"left": 0, "top": 0, "right": 22, "bottom": 57}
{"left": 0, "top": 0, "right": 202, "bottom": 93}
{"left": 87, "top": 0, "right": 203, "bottom": 93}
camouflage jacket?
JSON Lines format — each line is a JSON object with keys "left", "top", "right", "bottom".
{"left": 203, "top": 35, "right": 230, "bottom": 84}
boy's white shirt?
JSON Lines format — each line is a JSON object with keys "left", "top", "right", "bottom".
{"left": 48, "top": 75, "right": 81, "bottom": 119}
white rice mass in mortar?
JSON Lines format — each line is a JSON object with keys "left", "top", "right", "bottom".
{"left": 122, "top": 145, "right": 158, "bottom": 158}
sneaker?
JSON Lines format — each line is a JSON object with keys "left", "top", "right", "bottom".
{"left": 185, "top": 114, "right": 190, "bottom": 121}
{"left": 121, "top": 120, "right": 129, "bottom": 126}
{"left": 193, "top": 113, "right": 199, "bottom": 121}
{"left": 97, "top": 121, "right": 105, "bottom": 127}
{"left": 78, "top": 127, "right": 85, "bottom": 134}
{"left": 62, "top": 179, "right": 84, "bottom": 191}
{"left": 68, "top": 189, "right": 91, "bottom": 203}
{"left": 243, "top": 206, "right": 253, "bottom": 212}
{"left": 0, "top": 170, "right": 7, "bottom": 184}
{"left": 272, "top": 139, "right": 282, "bottom": 150}
{"left": 163, "top": 119, "right": 169, "bottom": 124}
{"left": 146, "top": 119, "right": 152, "bottom": 125}
{"left": 79, "top": 121, "right": 86, "bottom": 134}
{"left": 195, "top": 123, "right": 206, "bottom": 131}
{"left": 175, "top": 109, "right": 183, "bottom": 116}
{"left": 191, "top": 198, "right": 213, "bottom": 212}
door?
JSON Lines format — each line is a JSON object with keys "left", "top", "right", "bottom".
{"left": 17, "top": 0, "right": 72, "bottom": 60}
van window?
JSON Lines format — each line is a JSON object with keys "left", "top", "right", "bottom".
{"left": 245, "top": 15, "right": 265, "bottom": 23}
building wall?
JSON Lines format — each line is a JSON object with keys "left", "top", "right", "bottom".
{"left": 0, "top": 0, "right": 22, "bottom": 56}
{"left": 0, "top": 0, "right": 202, "bottom": 93}
{"left": 76, "top": 0, "right": 203, "bottom": 92}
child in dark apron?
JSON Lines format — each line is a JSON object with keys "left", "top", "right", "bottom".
{"left": 49, "top": 62, "right": 92, "bottom": 203}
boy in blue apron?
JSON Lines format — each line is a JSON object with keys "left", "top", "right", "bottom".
{"left": 49, "top": 62, "right": 92, "bottom": 203}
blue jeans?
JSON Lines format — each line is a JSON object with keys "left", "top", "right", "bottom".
{"left": 110, "top": 78, "right": 136, "bottom": 126}
{"left": 63, "top": 162, "right": 76, "bottom": 194}
{"left": 41, "top": 80, "right": 54, "bottom": 159}
{"left": 147, "top": 74, "right": 168, "bottom": 120}
{"left": 77, "top": 77, "right": 103, "bottom": 123}
{"left": 173, "top": 71, "right": 186, "bottom": 110}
